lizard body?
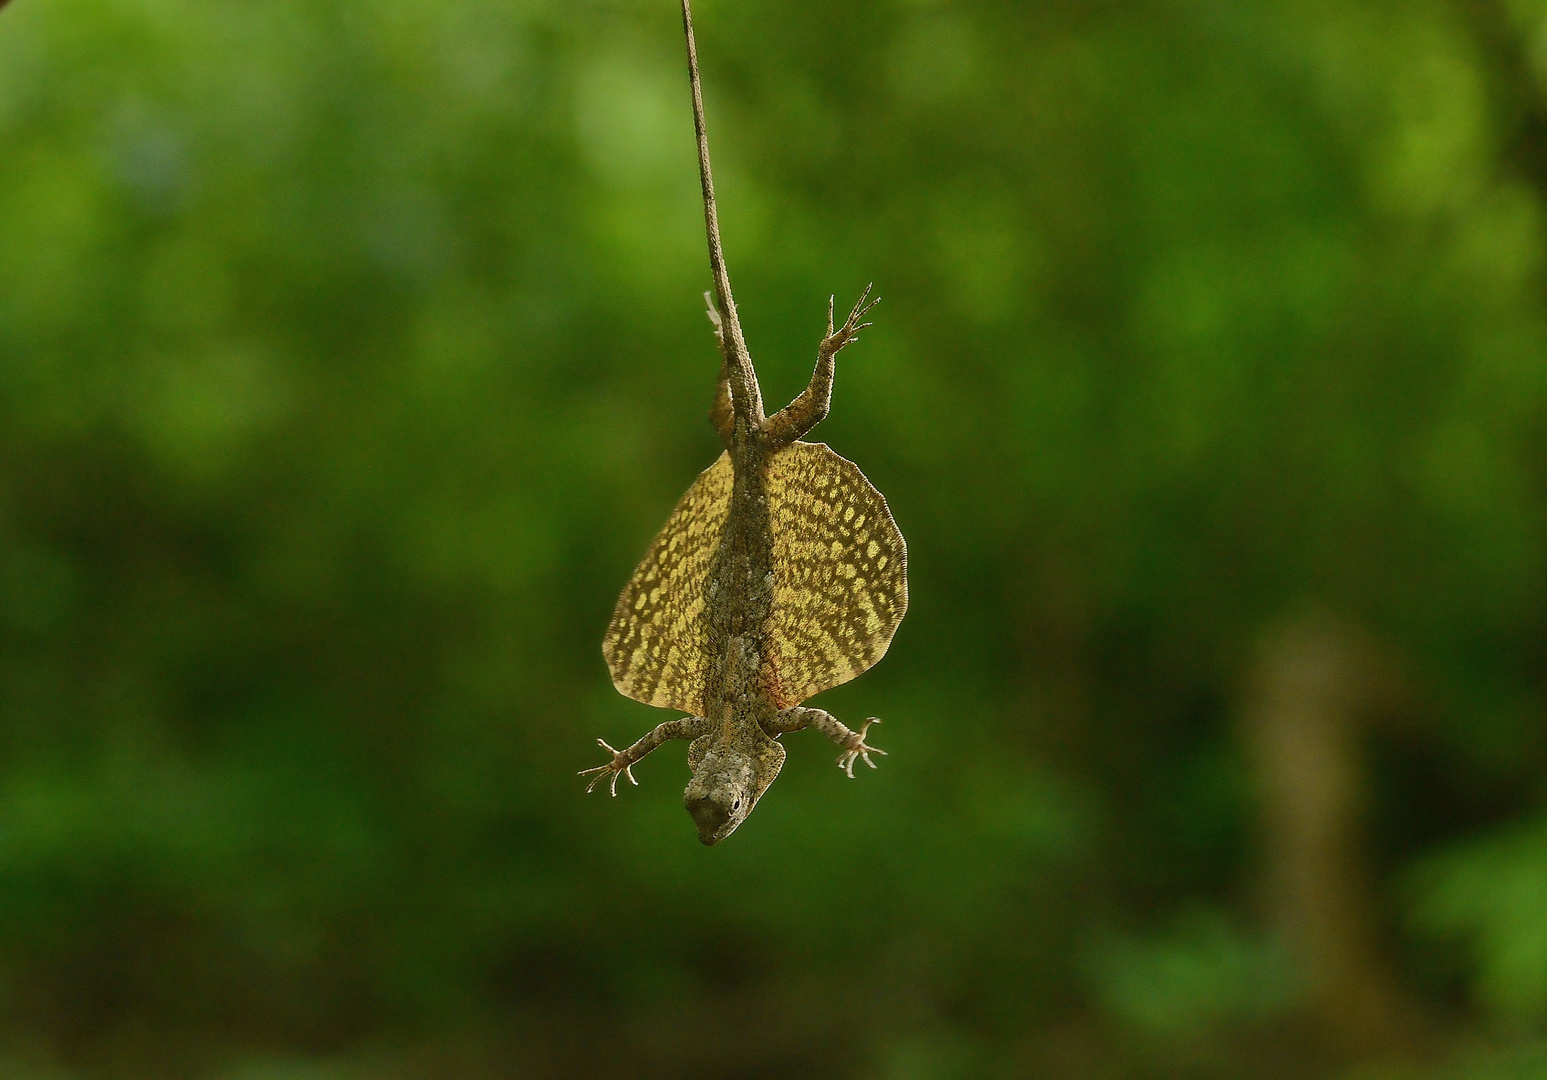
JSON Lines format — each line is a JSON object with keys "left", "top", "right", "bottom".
{"left": 582, "top": 0, "right": 906, "bottom": 845}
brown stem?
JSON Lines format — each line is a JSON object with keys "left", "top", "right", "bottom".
{"left": 1245, "top": 609, "right": 1416, "bottom": 1058}
{"left": 681, "top": 0, "right": 764, "bottom": 427}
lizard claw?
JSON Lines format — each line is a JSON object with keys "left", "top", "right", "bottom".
{"left": 819, "top": 284, "right": 879, "bottom": 358}
{"left": 836, "top": 717, "right": 886, "bottom": 778}
{"left": 579, "top": 738, "right": 638, "bottom": 796}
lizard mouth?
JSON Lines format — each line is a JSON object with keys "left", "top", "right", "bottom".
{"left": 685, "top": 791, "right": 742, "bottom": 845}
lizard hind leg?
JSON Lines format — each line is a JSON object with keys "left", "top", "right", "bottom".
{"left": 705, "top": 292, "right": 734, "bottom": 449}
{"left": 762, "top": 285, "right": 880, "bottom": 446}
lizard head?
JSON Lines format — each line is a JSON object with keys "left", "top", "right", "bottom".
{"left": 683, "top": 737, "right": 785, "bottom": 845}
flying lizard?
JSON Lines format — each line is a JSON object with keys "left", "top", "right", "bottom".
{"left": 581, "top": 0, "right": 908, "bottom": 845}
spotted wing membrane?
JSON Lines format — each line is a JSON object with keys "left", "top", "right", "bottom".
{"left": 603, "top": 452, "right": 732, "bottom": 713}
{"left": 764, "top": 441, "right": 908, "bottom": 707}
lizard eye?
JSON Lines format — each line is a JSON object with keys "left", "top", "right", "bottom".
{"left": 732, "top": 798, "right": 741, "bottom": 811}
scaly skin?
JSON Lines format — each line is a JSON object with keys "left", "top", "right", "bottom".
{"left": 580, "top": 0, "right": 890, "bottom": 845}
{"left": 581, "top": 291, "right": 884, "bottom": 845}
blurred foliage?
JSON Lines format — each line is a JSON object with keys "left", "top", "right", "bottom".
{"left": 1412, "top": 816, "right": 1547, "bottom": 1023}
{"left": 4, "top": 0, "right": 1547, "bottom": 1076}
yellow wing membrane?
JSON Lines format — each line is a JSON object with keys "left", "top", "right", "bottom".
{"left": 603, "top": 442, "right": 907, "bottom": 714}
{"left": 603, "top": 453, "right": 733, "bottom": 713}
{"left": 764, "top": 441, "right": 908, "bottom": 707}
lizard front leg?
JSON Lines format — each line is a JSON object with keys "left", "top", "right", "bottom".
{"left": 764, "top": 706, "right": 886, "bottom": 778}
{"left": 762, "top": 285, "right": 879, "bottom": 447}
{"left": 580, "top": 715, "right": 712, "bottom": 796}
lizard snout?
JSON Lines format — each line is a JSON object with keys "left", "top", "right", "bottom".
{"left": 684, "top": 747, "right": 761, "bottom": 845}
{"left": 685, "top": 789, "right": 735, "bottom": 845}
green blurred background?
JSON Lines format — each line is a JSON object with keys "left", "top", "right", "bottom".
{"left": 5, "top": 0, "right": 1547, "bottom": 1076}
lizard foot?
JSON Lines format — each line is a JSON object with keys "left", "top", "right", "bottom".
{"left": 836, "top": 717, "right": 886, "bottom": 778}
{"left": 579, "top": 738, "right": 638, "bottom": 796}
{"left": 820, "top": 284, "right": 880, "bottom": 357}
